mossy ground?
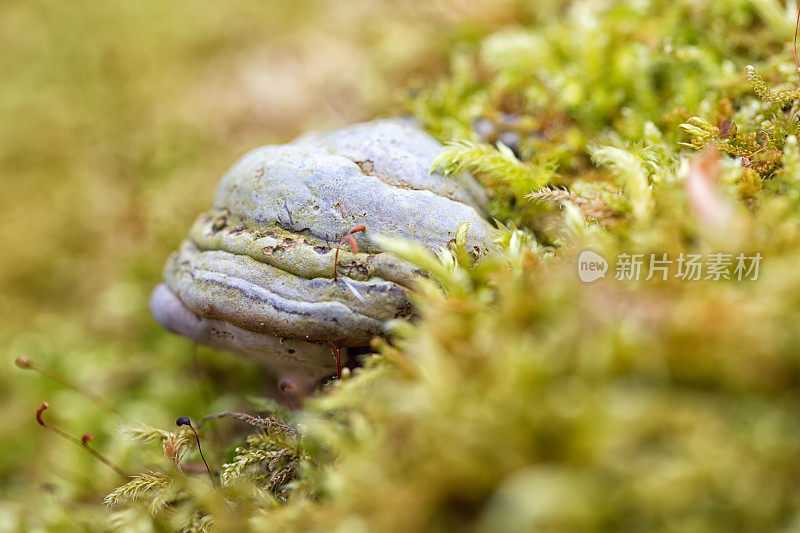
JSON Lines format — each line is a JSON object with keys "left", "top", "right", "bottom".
{"left": 5, "top": 1, "right": 800, "bottom": 531}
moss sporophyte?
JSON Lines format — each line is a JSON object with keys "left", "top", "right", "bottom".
{"left": 36, "top": 403, "right": 128, "bottom": 479}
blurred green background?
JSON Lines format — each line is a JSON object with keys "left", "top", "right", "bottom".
{"left": 0, "top": 0, "right": 531, "bottom": 527}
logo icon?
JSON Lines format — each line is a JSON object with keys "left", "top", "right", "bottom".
{"left": 578, "top": 250, "right": 608, "bottom": 282}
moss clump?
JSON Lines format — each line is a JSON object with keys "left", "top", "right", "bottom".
{"left": 13, "top": 0, "right": 800, "bottom": 531}
{"left": 105, "top": 1, "right": 800, "bottom": 529}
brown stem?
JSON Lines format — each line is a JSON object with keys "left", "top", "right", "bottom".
{"left": 333, "top": 346, "right": 342, "bottom": 379}
{"left": 333, "top": 225, "right": 366, "bottom": 281}
{"left": 19, "top": 358, "right": 125, "bottom": 420}
{"left": 795, "top": 0, "right": 800, "bottom": 80}
{"left": 36, "top": 403, "right": 128, "bottom": 479}
{"left": 279, "top": 379, "right": 298, "bottom": 410}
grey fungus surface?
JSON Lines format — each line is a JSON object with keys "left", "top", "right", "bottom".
{"left": 164, "top": 240, "right": 411, "bottom": 346}
{"left": 152, "top": 118, "right": 494, "bottom": 383}
{"left": 212, "top": 118, "right": 493, "bottom": 255}
{"left": 150, "top": 283, "right": 332, "bottom": 370}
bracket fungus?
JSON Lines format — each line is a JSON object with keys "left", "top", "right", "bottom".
{"left": 151, "top": 119, "right": 494, "bottom": 395}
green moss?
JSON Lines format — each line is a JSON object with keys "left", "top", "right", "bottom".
{"left": 10, "top": 0, "right": 800, "bottom": 531}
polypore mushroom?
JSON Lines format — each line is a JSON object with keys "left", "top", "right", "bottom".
{"left": 151, "top": 119, "right": 494, "bottom": 396}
